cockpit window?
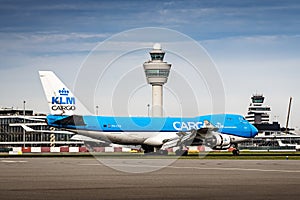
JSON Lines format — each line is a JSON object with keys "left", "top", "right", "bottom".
{"left": 239, "top": 117, "right": 248, "bottom": 123}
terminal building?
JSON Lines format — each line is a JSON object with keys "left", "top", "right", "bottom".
{"left": 0, "top": 108, "right": 83, "bottom": 148}
{"left": 240, "top": 94, "right": 300, "bottom": 151}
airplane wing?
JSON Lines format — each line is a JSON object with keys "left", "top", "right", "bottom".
{"left": 161, "top": 120, "right": 218, "bottom": 150}
{"left": 161, "top": 130, "right": 197, "bottom": 150}
{"left": 13, "top": 116, "right": 46, "bottom": 122}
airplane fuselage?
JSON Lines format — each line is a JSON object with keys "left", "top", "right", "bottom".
{"left": 47, "top": 113, "right": 258, "bottom": 146}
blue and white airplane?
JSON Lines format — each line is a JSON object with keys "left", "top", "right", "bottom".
{"left": 39, "top": 71, "right": 258, "bottom": 155}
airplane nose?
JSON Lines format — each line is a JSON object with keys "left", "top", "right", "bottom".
{"left": 250, "top": 124, "right": 258, "bottom": 137}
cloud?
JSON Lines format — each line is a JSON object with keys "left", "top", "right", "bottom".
{"left": 0, "top": 32, "right": 110, "bottom": 63}
{"left": 0, "top": 0, "right": 300, "bottom": 126}
{"left": 15, "top": 32, "right": 109, "bottom": 42}
{"left": 200, "top": 34, "right": 300, "bottom": 126}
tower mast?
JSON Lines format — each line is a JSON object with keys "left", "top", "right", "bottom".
{"left": 143, "top": 44, "right": 171, "bottom": 117}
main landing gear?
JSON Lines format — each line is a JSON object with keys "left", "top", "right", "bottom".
{"left": 175, "top": 149, "right": 188, "bottom": 156}
{"left": 158, "top": 149, "right": 168, "bottom": 156}
{"left": 175, "top": 146, "right": 188, "bottom": 156}
{"left": 142, "top": 145, "right": 188, "bottom": 156}
{"left": 141, "top": 145, "right": 189, "bottom": 156}
{"left": 142, "top": 145, "right": 168, "bottom": 155}
{"left": 142, "top": 145, "right": 154, "bottom": 154}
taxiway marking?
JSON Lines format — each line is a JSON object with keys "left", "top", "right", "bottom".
{"left": 79, "top": 163, "right": 300, "bottom": 173}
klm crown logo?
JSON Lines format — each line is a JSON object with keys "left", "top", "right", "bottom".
{"left": 51, "top": 88, "right": 75, "bottom": 105}
{"left": 51, "top": 88, "right": 76, "bottom": 111}
{"left": 59, "top": 88, "right": 69, "bottom": 96}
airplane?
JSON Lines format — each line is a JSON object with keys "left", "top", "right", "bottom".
{"left": 39, "top": 71, "right": 258, "bottom": 156}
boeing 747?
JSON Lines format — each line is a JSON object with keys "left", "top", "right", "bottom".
{"left": 39, "top": 71, "right": 258, "bottom": 155}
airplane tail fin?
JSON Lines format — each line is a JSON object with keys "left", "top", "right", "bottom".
{"left": 39, "top": 71, "right": 90, "bottom": 115}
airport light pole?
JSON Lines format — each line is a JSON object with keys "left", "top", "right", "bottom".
{"left": 96, "top": 105, "right": 99, "bottom": 116}
{"left": 147, "top": 104, "right": 150, "bottom": 117}
{"left": 23, "top": 100, "right": 26, "bottom": 147}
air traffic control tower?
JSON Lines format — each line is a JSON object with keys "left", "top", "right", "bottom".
{"left": 143, "top": 43, "right": 172, "bottom": 117}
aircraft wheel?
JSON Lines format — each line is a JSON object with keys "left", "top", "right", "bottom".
{"left": 158, "top": 150, "right": 168, "bottom": 156}
{"left": 182, "top": 150, "right": 188, "bottom": 156}
{"left": 232, "top": 149, "right": 240, "bottom": 156}
{"left": 142, "top": 145, "right": 154, "bottom": 154}
{"left": 175, "top": 149, "right": 188, "bottom": 156}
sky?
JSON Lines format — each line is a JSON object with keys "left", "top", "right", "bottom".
{"left": 0, "top": 0, "right": 300, "bottom": 128}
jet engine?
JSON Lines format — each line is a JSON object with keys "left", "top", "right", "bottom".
{"left": 205, "top": 133, "right": 231, "bottom": 150}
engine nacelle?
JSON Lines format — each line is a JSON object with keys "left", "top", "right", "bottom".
{"left": 205, "top": 133, "right": 231, "bottom": 150}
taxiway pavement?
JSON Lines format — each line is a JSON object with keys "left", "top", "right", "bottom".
{"left": 0, "top": 157, "right": 299, "bottom": 200}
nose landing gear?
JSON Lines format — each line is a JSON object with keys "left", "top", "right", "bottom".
{"left": 232, "top": 149, "right": 240, "bottom": 156}
{"left": 231, "top": 143, "right": 240, "bottom": 156}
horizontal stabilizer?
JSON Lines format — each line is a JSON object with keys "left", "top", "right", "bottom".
{"left": 9, "top": 124, "right": 74, "bottom": 134}
{"left": 52, "top": 115, "right": 86, "bottom": 126}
